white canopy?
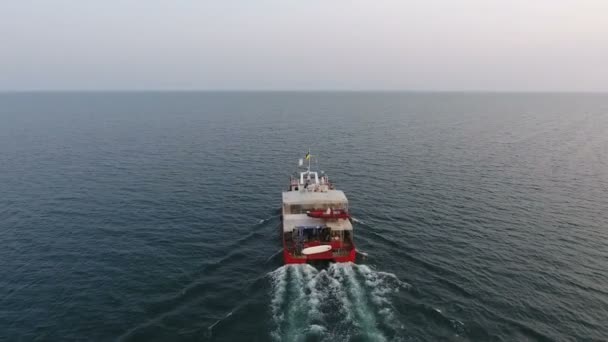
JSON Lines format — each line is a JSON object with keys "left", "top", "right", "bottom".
{"left": 282, "top": 190, "right": 348, "bottom": 206}
{"left": 282, "top": 213, "right": 353, "bottom": 232}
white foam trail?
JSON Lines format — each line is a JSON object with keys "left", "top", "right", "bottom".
{"left": 265, "top": 248, "right": 283, "bottom": 263}
{"left": 269, "top": 266, "right": 288, "bottom": 341}
{"left": 257, "top": 215, "right": 275, "bottom": 224}
{"left": 357, "top": 264, "right": 410, "bottom": 333}
{"left": 340, "top": 264, "right": 386, "bottom": 341}
{"left": 307, "top": 324, "right": 326, "bottom": 335}
{"left": 302, "top": 265, "right": 323, "bottom": 321}
{"left": 327, "top": 264, "right": 354, "bottom": 325}
{"left": 207, "top": 309, "right": 235, "bottom": 336}
{"left": 351, "top": 217, "right": 364, "bottom": 224}
{"left": 282, "top": 265, "right": 317, "bottom": 342}
{"left": 289, "top": 267, "right": 303, "bottom": 340}
{"left": 356, "top": 250, "right": 369, "bottom": 257}
{"left": 269, "top": 263, "right": 405, "bottom": 341}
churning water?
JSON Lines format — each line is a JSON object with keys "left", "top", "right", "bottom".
{"left": 269, "top": 263, "right": 409, "bottom": 342}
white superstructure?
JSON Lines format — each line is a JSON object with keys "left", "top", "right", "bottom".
{"left": 280, "top": 151, "right": 356, "bottom": 263}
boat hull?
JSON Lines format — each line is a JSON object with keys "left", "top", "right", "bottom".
{"left": 281, "top": 222, "right": 356, "bottom": 264}
{"left": 282, "top": 247, "right": 356, "bottom": 264}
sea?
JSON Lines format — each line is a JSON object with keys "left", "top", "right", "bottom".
{"left": 0, "top": 92, "right": 607, "bottom": 341}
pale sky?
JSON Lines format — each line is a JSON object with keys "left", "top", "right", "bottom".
{"left": 1, "top": 0, "right": 607, "bottom": 91}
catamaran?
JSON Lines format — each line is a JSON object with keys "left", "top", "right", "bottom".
{"left": 281, "top": 152, "right": 356, "bottom": 264}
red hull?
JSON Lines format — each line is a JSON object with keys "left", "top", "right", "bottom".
{"left": 283, "top": 248, "right": 356, "bottom": 264}
{"left": 282, "top": 237, "right": 356, "bottom": 264}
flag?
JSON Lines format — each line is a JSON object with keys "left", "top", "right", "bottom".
{"left": 305, "top": 152, "right": 310, "bottom": 160}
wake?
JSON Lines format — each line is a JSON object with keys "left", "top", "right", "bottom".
{"left": 268, "top": 263, "right": 409, "bottom": 342}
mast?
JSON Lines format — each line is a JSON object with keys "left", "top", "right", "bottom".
{"left": 307, "top": 148, "right": 311, "bottom": 174}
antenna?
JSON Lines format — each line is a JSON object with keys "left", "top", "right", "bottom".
{"left": 307, "top": 148, "right": 311, "bottom": 173}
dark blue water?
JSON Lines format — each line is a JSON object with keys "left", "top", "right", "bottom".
{"left": 1, "top": 92, "right": 607, "bottom": 341}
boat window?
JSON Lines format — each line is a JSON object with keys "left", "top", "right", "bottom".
{"left": 285, "top": 202, "right": 348, "bottom": 214}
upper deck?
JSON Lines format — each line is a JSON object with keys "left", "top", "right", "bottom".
{"left": 282, "top": 168, "right": 348, "bottom": 213}
{"left": 282, "top": 189, "right": 347, "bottom": 205}
{"left": 282, "top": 189, "right": 348, "bottom": 213}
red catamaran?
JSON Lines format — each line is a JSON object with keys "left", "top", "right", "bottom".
{"left": 281, "top": 151, "right": 356, "bottom": 264}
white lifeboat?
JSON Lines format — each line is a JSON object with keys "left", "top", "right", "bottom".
{"left": 301, "top": 245, "right": 332, "bottom": 255}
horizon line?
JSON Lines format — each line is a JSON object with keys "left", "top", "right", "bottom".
{"left": 1, "top": 89, "right": 608, "bottom": 94}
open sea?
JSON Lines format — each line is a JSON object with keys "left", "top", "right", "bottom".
{"left": 1, "top": 92, "right": 607, "bottom": 341}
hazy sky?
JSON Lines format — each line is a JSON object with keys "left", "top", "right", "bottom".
{"left": 1, "top": 0, "right": 607, "bottom": 91}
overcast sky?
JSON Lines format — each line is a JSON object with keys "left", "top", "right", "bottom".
{"left": 1, "top": 0, "right": 607, "bottom": 91}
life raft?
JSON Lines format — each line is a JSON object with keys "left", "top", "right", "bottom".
{"left": 306, "top": 209, "right": 350, "bottom": 219}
